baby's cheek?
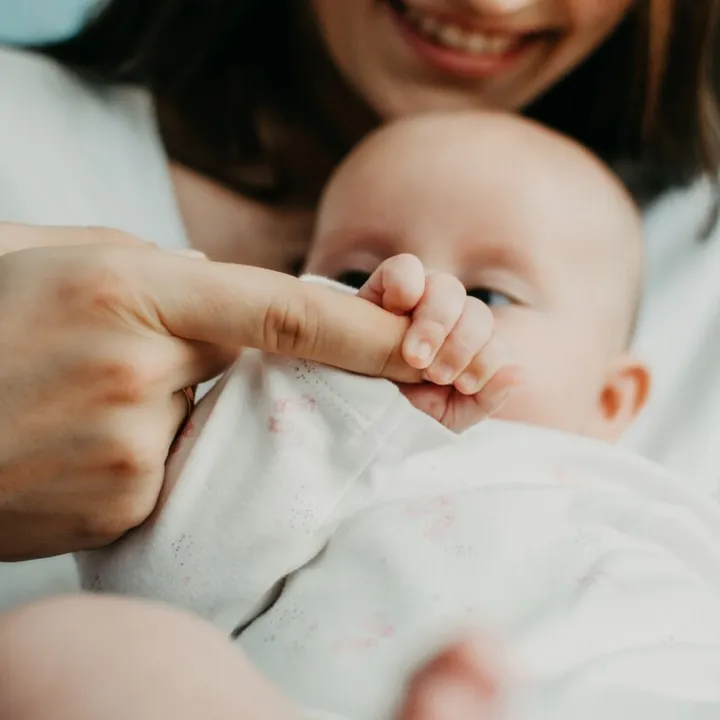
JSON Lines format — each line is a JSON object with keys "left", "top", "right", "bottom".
{"left": 491, "top": 356, "right": 595, "bottom": 433}
{"left": 492, "top": 381, "right": 557, "bottom": 428}
{"left": 490, "top": 314, "right": 604, "bottom": 432}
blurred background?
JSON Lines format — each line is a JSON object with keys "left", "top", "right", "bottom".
{"left": 0, "top": 0, "right": 99, "bottom": 43}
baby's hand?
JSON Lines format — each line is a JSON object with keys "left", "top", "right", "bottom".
{"left": 357, "top": 255, "right": 522, "bottom": 432}
{"left": 398, "top": 635, "right": 507, "bottom": 720}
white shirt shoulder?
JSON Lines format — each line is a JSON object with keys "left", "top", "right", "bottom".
{"left": 0, "top": 45, "right": 187, "bottom": 247}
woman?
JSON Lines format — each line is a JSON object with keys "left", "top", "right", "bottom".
{"left": 0, "top": 0, "right": 717, "bottom": 565}
{"left": 2, "top": 3, "right": 720, "bottom": 718}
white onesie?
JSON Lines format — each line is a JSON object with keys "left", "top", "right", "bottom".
{"left": 78, "top": 295, "right": 720, "bottom": 720}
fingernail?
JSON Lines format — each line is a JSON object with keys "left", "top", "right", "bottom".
{"left": 407, "top": 338, "right": 433, "bottom": 365}
{"left": 456, "top": 372, "right": 480, "bottom": 395}
{"left": 431, "top": 364, "right": 454, "bottom": 385}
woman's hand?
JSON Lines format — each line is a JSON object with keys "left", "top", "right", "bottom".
{"left": 0, "top": 224, "right": 420, "bottom": 561}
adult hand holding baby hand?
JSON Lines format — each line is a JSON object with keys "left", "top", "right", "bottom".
{"left": 0, "top": 224, "right": 422, "bottom": 561}
{"left": 358, "top": 254, "right": 523, "bottom": 432}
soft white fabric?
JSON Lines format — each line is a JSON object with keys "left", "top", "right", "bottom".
{"left": 622, "top": 180, "right": 720, "bottom": 495}
{"left": 0, "top": 46, "right": 188, "bottom": 244}
{"left": 0, "top": 45, "right": 188, "bottom": 610}
{"left": 79, "top": 342, "right": 720, "bottom": 720}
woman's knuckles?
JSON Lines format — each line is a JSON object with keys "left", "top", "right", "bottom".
{"left": 0, "top": 239, "right": 195, "bottom": 556}
{"left": 262, "top": 292, "right": 321, "bottom": 356}
{"left": 80, "top": 226, "right": 154, "bottom": 248}
{"left": 51, "top": 265, "right": 128, "bottom": 319}
{"left": 0, "top": 244, "right": 159, "bottom": 332}
{"left": 84, "top": 486, "right": 160, "bottom": 544}
{"left": 47, "top": 249, "right": 148, "bottom": 323}
{"left": 78, "top": 353, "right": 166, "bottom": 406}
{"left": 76, "top": 490, "right": 159, "bottom": 547}
{"left": 94, "top": 416, "right": 170, "bottom": 479}
{"left": 0, "top": 223, "right": 151, "bottom": 256}
{"left": 72, "top": 440, "right": 167, "bottom": 541}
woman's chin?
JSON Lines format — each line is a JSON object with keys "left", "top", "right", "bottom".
{"left": 360, "top": 77, "right": 497, "bottom": 121}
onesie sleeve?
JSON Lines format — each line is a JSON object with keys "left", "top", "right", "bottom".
{"left": 76, "top": 319, "right": 415, "bottom": 635}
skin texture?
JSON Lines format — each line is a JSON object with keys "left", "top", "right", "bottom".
{"left": 399, "top": 636, "right": 506, "bottom": 720}
{"left": 308, "top": 0, "right": 634, "bottom": 119}
{"left": 307, "top": 112, "right": 650, "bottom": 440}
{"left": 0, "top": 595, "right": 303, "bottom": 720}
{"left": 0, "top": 595, "right": 502, "bottom": 720}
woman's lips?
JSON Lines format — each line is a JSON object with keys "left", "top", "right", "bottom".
{"left": 386, "top": 0, "right": 548, "bottom": 79}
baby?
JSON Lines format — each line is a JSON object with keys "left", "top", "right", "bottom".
{"left": 79, "top": 113, "right": 720, "bottom": 720}
{"left": 304, "top": 110, "right": 648, "bottom": 438}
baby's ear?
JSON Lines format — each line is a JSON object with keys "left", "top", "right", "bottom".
{"left": 592, "top": 356, "right": 651, "bottom": 442}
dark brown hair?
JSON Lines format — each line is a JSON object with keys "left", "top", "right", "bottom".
{"left": 42, "top": 0, "right": 720, "bottom": 210}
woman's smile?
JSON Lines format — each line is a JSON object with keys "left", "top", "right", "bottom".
{"left": 384, "top": 0, "right": 557, "bottom": 79}
{"left": 309, "top": 0, "right": 633, "bottom": 118}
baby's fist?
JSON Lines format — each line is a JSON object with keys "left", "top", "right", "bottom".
{"left": 356, "top": 253, "right": 426, "bottom": 315}
{"left": 358, "top": 255, "right": 521, "bottom": 431}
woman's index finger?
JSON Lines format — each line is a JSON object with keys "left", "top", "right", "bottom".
{"left": 147, "top": 255, "right": 425, "bottom": 383}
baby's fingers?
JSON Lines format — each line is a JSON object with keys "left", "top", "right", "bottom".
{"left": 425, "top": 297, "right": 493, "bottom": 386}
{"left": 403, "top": 273, "right": 467, "bottom": 369}
{"left": 472, "top": 366, "right": 524, "bottom": 422}
{"left": 446, "top": 363, "right": 523, "bottom": 432}
{"left": 357, "top": 254, "right": 425, "bottom": 314}
{"left": 456, "top": 332, "right": 524, "bottom": 419}
{"left": 454, "top": 333, "right": 513, "bottom": 397}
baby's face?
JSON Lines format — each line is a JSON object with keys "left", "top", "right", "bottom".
{"left": 306, "top": 114, "right": 648, "bottom": 440}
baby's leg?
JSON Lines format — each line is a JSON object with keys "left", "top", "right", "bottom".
{"left": 0, "top": 594, "right": 302, "bottom": 720}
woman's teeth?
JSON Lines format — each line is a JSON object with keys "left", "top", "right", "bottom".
{"left": 404, "top": 7, "right": 520, "bottom": 55}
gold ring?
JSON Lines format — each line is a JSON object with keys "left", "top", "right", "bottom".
{"left": 181, "top": 386, "right": 196, "bottom": 422}
{"left": 170, "top": 386, "right": 197, "bottom": 452}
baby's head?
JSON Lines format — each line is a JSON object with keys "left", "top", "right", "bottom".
{"left": 306, "top": 112, "right": 649, "bottom": 441}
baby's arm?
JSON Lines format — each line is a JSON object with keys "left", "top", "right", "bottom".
{"left": 76, "top": 348, "right": 415, "bottom": 634}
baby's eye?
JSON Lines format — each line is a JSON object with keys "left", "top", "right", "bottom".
{"left": 467, "top": 287, "right": 513, "bottom": 307}
{"left": 335, "top": 270, "right": 372, "bottom": 289}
